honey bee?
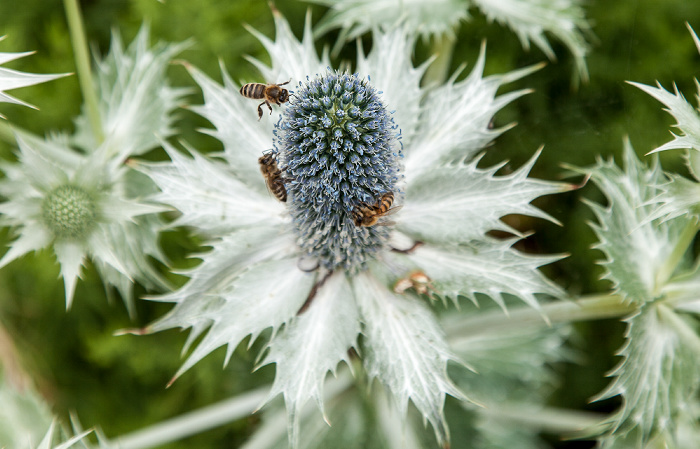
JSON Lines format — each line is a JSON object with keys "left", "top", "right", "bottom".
{"left": 240, "top": 80, "right": 290, "bottom": 120}
{"left": 258, "top": 152, "right": 287, "bottom": 202}
{"left": 393, "top": 270, "right": 435, "bottom": 297}
{"left": 352, "top": 192, "right": 402, "bottom": 227}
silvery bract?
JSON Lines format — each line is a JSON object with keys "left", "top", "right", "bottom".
{"left": 0, "top": 36, "right": 67, "bottom": 118}
{"left": 580, "top": 141, "right": 700, "bottom": 447}
{"left": 629, "top": 25, "right": 700, "bottom": 223}
{"left": 307, "top": 0, "right": 591, "bottom": 81}
{"left": 135, "top": 10, "right": 570, "bottom": 448}
{"left": 0, "top": 27, "right": 186, "bottom": 312}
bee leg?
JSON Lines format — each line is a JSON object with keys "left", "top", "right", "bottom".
{"left": 391, "top": 240, "right": 424, "bottom": 254}
{"left": 297, "top": 270, "right": 333, "bottom": 315}
{"left": 257, "top": 102, "right": 264, "bottom": 121}
{"left": 266, "top": 100, "right": 273, "bottom": 115}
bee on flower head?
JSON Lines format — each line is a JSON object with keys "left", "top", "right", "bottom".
{"left": 352, "top": 192, "right": 402, "bottom": 227}
{"left": 239, "top": 80, "right": 290, "bottom": 120}
{"left": 258, "top": 151, "right": 287, "bottom": 203}
{"left": 393, "top": 270, "right": 436, "bottom": 298}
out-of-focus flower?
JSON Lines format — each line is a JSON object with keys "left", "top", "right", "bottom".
{"left": 576, "top": 140, "right": 700, "bottom": 448}
{"left": 0, "top": 36, "right": 68, "bottom": 118}
{"left": 135, "top": 9, "right": 570, "bottom": 447}
{"left": 307, "top": 0, "right": 591, "bottom": 81}
{"left": 629, "top": 25, "right": 700, "bottom": 223}
{"left": 0, "top": 26, "right": 187, "bottom": 312}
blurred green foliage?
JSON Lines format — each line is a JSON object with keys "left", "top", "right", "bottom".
{"left": 0, "top": 0, "right": 699, "bottom": 448}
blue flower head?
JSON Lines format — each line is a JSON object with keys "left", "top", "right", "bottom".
{"left": 275, "top": 70, "right": 402, "bottom": 272}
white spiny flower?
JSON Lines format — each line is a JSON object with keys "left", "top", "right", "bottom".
{"left": 0, "top": 26, "right": 186, "bottom": 312}
{"left": 307, "top": 0, "right": 591, "bottom": 81}
{"left": 135, "top": 9, "right": 570, "bottom": 447}
{"left": 0, "top": 36, "right": 68, "bottom": 118}
{"left": 580, "top": 140, "right": 700, "bottom": 447}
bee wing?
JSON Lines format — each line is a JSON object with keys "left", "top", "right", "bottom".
{"left": 375, "top": 220, "right": 396, "bottom": 227}
{"left": 383, "top": 205, "right": 403, "bottom": 216}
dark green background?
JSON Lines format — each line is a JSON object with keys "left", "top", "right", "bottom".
{"left": 0, "top": 0, "right": 699, "bottom": 447}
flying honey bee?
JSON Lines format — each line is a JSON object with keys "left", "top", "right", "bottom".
{"left": 259, "top": 152, "right": 287, "bottom": 202}
{"left": 352, "top": 192, "right": 402, "bottom": 227}
{"left": 393, "top": 270, "right": 435, "bottom": 298}
{"left": 240, "top": 80, "right": 290, "bottom": 120}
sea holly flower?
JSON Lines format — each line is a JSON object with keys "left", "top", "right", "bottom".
{"left": 307, "top": 0, "right": 591, "bottom": 81}
{"left": 135, "top": 9, "right": 570, "bottom": 447}
{"left": 0, "top": 36, "right": 68, "bottom": 118}
{"left": 0, "top": 26, "right": 186, "bottom": 312}
{"left": 577, "top": 140, "right": 700, "bottom": 447}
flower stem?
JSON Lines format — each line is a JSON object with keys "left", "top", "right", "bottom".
{"left": 103, "top": 387, "right": 268, "bottom": 449}
{"left": 655, "top": 220, "right": 700, "bottom": 291}
{"left": 63, "top": 0, "right": 103, "bottom": 143}
{"left": 445, "top": 293, "right": 634, "bottom": 344}
{"left": 467, "top": 403, "right": 605, "bottom": 433}
{"left": 423, "top": 32, "right": 456, "bottom": 86}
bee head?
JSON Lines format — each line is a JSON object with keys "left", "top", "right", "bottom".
{"left": 278, "top": 89, "right": 289, "bottom": 103}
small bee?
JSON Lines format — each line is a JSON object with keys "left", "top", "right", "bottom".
{"left": 352, "top": 192, "right": 402, "bottom": 227}
{"left": 240, "top": 80, "right": 291, "bottom": 120}
{"left": 393, "top": 270, "right": 435, "bottom": 298}
{"left": 259, "top": 152, "right": 287, "bottom": 202}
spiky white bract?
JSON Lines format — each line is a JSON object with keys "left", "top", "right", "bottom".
{"left": 629, "top": 81, "right": 700, "bottom": 155}
{"left": 0, "top": 26, "right": 183, "bottom": 311}
{"left": 308, "top": 0, "right": 468, "bottom": 44}
{"left": 593, "top": 305, "right": 700, "bottom": 448}
{"left": 581, "top": 140, "right": 692, "bottom": 304}
{"left": 308, "top": 0, "right": 590, "bottom": 80}
{"left": 72, "top": 25, "right": 190, "bottom": 159}
{"left": 627, "top": 26, "right": 700, "bottom": 224}
{"left": 262, "top": 273, "right": 359, "bottom": 448}
{"left": 35, "top": 423, "right": 92, "bottom": 449}
{"left": 581, "top": 139, "right": 700, "bottom": 447}
{"left": 0, "top": 37, "right": 68, "bottom": 118}
{"left": 0, "top": 368, "right": 93, "bottom": 449}
{"left": 399, "top": 150, "right": 568, "bottom": 243}
{"left": 137, "top": 9, "right": 567, "bottom": 448}
{"left": 353, "top": 270, "right": 464, "bottom": 446}
{"left": 402, "top": 48, "right": 544, "bottom": 180}
{"left": 628, "top": 25, "right": 700, "bottom": 156}
{"left": 471, "top": 0, "right": 590, "bottom": 82}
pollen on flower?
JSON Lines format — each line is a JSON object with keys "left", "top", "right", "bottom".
{"left": 275, "top": 70, "right": 402, "bottom": 272}
{"left": 41, "top": 185, "right": 97, "bottom": 239}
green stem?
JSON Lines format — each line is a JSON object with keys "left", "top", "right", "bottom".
{"left": 655, "top": 220, "right": 700, "bottom": 291}
{"left": 104, "top": 387, "right": 269, "bottom": 449}
{"left": 467, "top": 403, "right": 605, "bottom": 434}
{"left": 445, "top": 293, "right": 634, "bottom": 345}
{"left": 423, "top": 32, "right": 456, "bottom": 86}
{"left": 63, "top": 0, "right": 103, "bottom": 143}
